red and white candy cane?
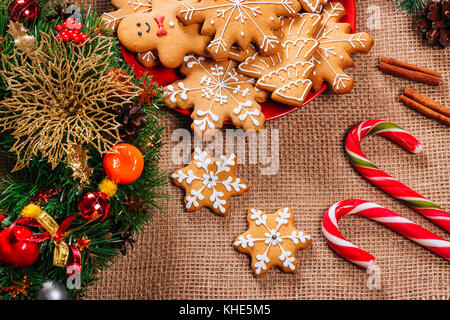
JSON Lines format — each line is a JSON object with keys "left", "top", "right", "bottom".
{"left": 322, "top": 199, "right": 450, "bottom": 290}
{"left": 346, "top": 119, "right": 450, "bottom": 233}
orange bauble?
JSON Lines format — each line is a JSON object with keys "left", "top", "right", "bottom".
{"left": 103, "top": 143, "right": 144, "bottom": 184}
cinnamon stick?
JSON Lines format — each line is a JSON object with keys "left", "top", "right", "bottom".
{"left": 379, "top": 57, "right": 441, "bottom": 86}
{"left": 403, "top": 88, "right": 450, "bottom": 117}
{"left": 400, "top": 94, "right": 450, "bottom": 126}
{"left": 381, "top": 57, "right": 442, "bottom": 78}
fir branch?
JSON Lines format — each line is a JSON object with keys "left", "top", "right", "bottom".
{"left": 394, "top": 0, "right": 428, "bottom": 15}
{"left": 0, "top": 5, "right": 167, "bottom": 300}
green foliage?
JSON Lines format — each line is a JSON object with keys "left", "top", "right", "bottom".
{"left": 0, "top": 2, "right": 167, "bottom": 300}
{"left": 394, "top": 0, "right": 428, "bottom": 15}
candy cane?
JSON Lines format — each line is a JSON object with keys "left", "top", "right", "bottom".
{"left": 322, "top": 199, "right": 450, "bottom": 290}
{"left": 346, "top": 119, "right": 450, "bottom": 233}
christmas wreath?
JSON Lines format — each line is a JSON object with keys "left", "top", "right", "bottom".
{"left": 0, "top": 0, "right": 166, "bottom": 300}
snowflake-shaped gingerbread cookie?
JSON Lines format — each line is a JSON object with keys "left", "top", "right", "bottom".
{"left": 310, "top": 2, "right": 374, "bottom": 93}
{"left": 172, "top": 148, "right": 249, "bottom": 216}
{"left": 238, "top": 13, "right": 322, "bottom": 106}
{"left": 101, "top": 0, "right": 152, "bottom": 30}
{"left": 117, "top": 0, "right": 212, "bottom": 68}
{"left": 165, "top": 55, "right": 267, "bottom": 137}
{"left": 234, "top": 208, "right": 312, "bottom": 277}
{"left": 177, "top": 0, "right": 302, "bottom": 61}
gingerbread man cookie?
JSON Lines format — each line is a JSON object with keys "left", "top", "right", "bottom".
{"left": 238, "top": 13, "right": 322, "bottom": 106}
{"left": 101, "top": 0, "right": 152, "bottom": 30}
{"left": 164, "top": 55, "right": 267, "bottom": 138}
{"left": 310, "top": 2, "right": 374, "bottom": 93}
{"left": 172, "top": 148, "right": 249, "bottom": 216}
{"left": 233, "top": 208, "right": 312, "bottom": 277}
{"left": 177, "top": 0, "right": 302, "bottom": 61}
{"left": 117, "top": 0, "right": 211, "bottom": 68}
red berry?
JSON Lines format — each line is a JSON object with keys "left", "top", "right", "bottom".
{"left": 73, "top": 35, "right": 81, "bottom": 43}
{"left": 77, "top": 23, "right": 84, "bottom": 30}
{"left": 0, "top": 214, "right": 4, "bottom": 223}
{"left": 62, "top": 22, "right": 68, "bottom": 29}
{"left": 72, "top": 29, "right": 80, "bottom": 35}
{"left": 0, "top": 225, "right": 40, "bottom": 268}
{"left": 62, "top": 34, "right": 70, "bottom": 42}
{"left": 80, "top": 33, "right": 88, "bottom": 42}
{"left": 56, "top": 34, "right": 62, "bottom": 40}
{"left": 55, "top": 25, "right": 63, "bottom": 31}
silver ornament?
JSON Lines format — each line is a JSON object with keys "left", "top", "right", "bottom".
{"left": 36, "top": 280, "right": 68, "bottom": 300}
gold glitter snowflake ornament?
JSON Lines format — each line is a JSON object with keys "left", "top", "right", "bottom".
{"left": 0, "top": 31, "right": 141, "bottom": 171}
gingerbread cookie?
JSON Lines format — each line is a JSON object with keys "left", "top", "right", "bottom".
{"left": 172, "top": 148, "right": 249, "bottom": 216}
{"left": 310, "top": 2, "right": 374, "bottom": 93}
{"left": 117, "top": 0, "right": 211, "bottom": 68}
{"left": 299, "top": 0, "right": 328, "bottom": 13}
{"left": 238, "top": 13, "right": 322, "bottom": 106}
{"left": 177, "top": 0, "right": 301, "bottom": 61}
{"left": 165, "top": 55, "right": 267, "bottom": 137}
{"left": 233, "top": 208, "right": 312, "bottom": 277}
{"left": 102, "top": 0, "right": 152, "bottom": 30}
{"left": 227, "top": 44, "right": 258, "bottom": 63}
{"left": 136, "top": 50, "right": 159, "bottom": 68}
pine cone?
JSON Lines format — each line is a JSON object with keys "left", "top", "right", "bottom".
{"left": 417, "top": 0, "right": 450, "bottom": 48}
{"left": 112, "top": 103, "right": 148, "bottom": 142}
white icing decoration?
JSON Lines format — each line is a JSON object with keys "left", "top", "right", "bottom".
{"left": 169, "top": 21, "right": 175, "bottom": 27}
{"left": 234, "top": 208, "right": 311, "bottom": 274}
{"left": 139, "top": 50, "right": 157, "bottom": 62}
{"left": 300, "top": 0, "right": 326, "bottom": 13}
{"left": 237, "top": 13, "right": 320, "bottom": 104}
{"left": 179, "top": 0, "right": 299, "bottom": 56}
{"left": 172, "top": 149, "right": 246, "bottom": 213}
{"left": 102, "top": 0, "right": 151, "bottom": 29}
{"left": 310, "top": 2, "right": 369, "bottom": 90}
{"left": 167, "top": 55, "right": 263, "bottom": 133}
{"left": 274, "top": 78, "right": 313, "bottom": 103}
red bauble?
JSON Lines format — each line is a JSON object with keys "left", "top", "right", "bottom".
{"left": 0, "top": 225, "right": 40, "bottom": 268}
{"left": 103, "top": 143, "right": 144, "bottom": 185}
{"left": 78, "top": 191, "right": 110, "bottom": 221}
{"left": 8, "top": 0, "right": 40, "bottom": 23}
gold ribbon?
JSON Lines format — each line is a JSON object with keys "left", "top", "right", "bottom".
{"left": 21, "top": 204, "right": 69, "bottom": 267}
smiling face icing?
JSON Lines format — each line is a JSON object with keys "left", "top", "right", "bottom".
{"left": 117, "top": 9, "right": 211, "bottom": 69}
{"left": 118, "top": 12, "right": 176, "bottom": 53}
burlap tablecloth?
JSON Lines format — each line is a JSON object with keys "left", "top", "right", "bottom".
{"left": 73, "top": 0, "right": 449, "bottom": 299}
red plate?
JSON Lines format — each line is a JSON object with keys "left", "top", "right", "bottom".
{"left": 121, "top": 0, "right": 356, "bottom": 121}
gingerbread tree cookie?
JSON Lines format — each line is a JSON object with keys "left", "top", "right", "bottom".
{"left": 233, "top": 208, "right": 312, "bottom": 277}
{"left": 117, "top": 0, "right": 211, "bottom": 68}
{"left": 299, "top": 0, "right": 328, "bottom": 13}
{"left": 310, "top": 2, "right": 374, "bottom": 93}
{"left": 165, "top": 55, "right": 267, "bottom": 137}
{"left": 238, "top": 13, "right": 322, "bottom": 106}
{"left": 172, "top": 148, "right": 249, "bottom": 216}
{"left": 177, "top": 0, "right": 302, "bottom": 61}
{"left": 101, "top": 0, "right": 152, "bottom": 30}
